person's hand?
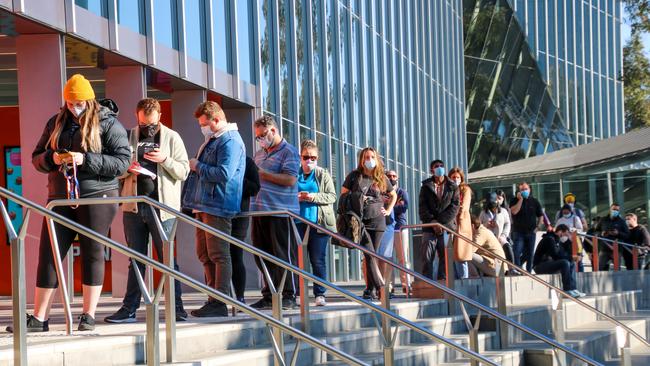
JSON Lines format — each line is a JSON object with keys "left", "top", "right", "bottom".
{"left": 70, "top": 152, "right": 84, "bottom": 165}
{"left": 433, "top": 226, "right": 443, "bottom": 235}
{"left": 573, "top": 255, "right": 581, "bottom": 262}
{"left": 298, "top": 192, "right": 310, "bottom": 202}
{"left": 610, "top": 229, "right": 619, "bottom": 236}
{"left": 53, "top": 151, "right": 64, "bottom": 165}
{"left": 127, "top": 161, "right": 141, "bottom": 175}
{"left": 189, "top": 158, "right": 199, "bottom": 171}
{"left": 498, "top": 236, "right": 508, "bottom": 245}
{"left": 144, "top": 148, "right": 167, "bottom": 163}
{"left": 516, "top": 191, "right": 522, "bottom": 200}
{"left": 305, "top": 193, "right": 315, "bottom": 201}
{"left": 381, "top": 207, "right": 392, "bottom": 216}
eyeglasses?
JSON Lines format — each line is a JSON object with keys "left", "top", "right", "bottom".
{"left": 302, "top": 155, "right": 318, "bottom": 161}
{"left": 387, "top": 174, "right": 398, "bottom": 178}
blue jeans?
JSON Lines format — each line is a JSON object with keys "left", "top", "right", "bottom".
{"left": 297, "top": 223, "right": 330, "bottom": 297}
{"left": 534, "top": 260, "right": 576, "bottom": 291}
{"left": 512, "top": 231, "right": 537, "bottom": 272}
{"left": 378, "top": 222, "right": 396, "bottom": 259}
{"left": 123, "top": 204, "right": 183, "bottom": 311}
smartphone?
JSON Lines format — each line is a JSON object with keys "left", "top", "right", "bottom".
{"left": 56, "top": 149, "right": 73, "bottom": 160}
{"left": 143, "top": 144, "right": 159, "bottom": 154}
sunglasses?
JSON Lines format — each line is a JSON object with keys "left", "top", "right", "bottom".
{"left": 302, "top": 155, "right": 318, "bottom": 161}
{"left": 387, "top": 174, "right": 397, "bottom": 178}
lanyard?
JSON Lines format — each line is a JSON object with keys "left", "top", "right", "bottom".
{"left": 61, "top": 162, "right": 80, "bottom": 209}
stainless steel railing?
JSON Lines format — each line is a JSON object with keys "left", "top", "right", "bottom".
{"left": 43, "top": 196, "right": 497, "bottom": 366}
{"left": 235, "top": 211, "right": 602, "bottom": 365}
{"left": 0, "top": 188, "right": 366, "bottom": 366}
{"left": 400, "top": 223, "right": 650, "bottom": 358}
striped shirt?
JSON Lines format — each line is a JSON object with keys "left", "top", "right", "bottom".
{"left": 251, "top": 139, "right": 300, "bottom": 214}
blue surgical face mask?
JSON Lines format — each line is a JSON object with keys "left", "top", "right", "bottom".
{"left": 364, "top": 158, "right": 377, "bottom": 170}
{"left": 433, "top": 166, "right": 445, "bottom": 177}
{"left": 521, "top": 190, "right": 530, "bottom": 199}
{"left": 563, "top": 213, "right": 571, "bottom": 219}
{"left": 611, "top": 210, "right": 620, "bottom": 218}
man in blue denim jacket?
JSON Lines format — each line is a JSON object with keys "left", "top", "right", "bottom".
{"left": 181, "top": 101, "right": 245, "bottom": 317}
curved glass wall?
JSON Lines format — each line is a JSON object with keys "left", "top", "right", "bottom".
{"left": 463, "top": 0, "right": 574, "bottom": 172}
{"left": 508, "top": 0, "right": 624, "bottom": 144}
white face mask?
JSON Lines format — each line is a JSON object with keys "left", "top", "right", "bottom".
{"left": 257, "top": 132, "right": 275, "bottom": 149}
{"left": 559, "top": 236, "right": 569, "bottom": 243}
{"left": 453, "top": 178, "right": 462, "bottom": 186}
{"left": 306, "top": 160, "right": 317, "bottom": 170}
{"left": 70, "top": 105, "right": 85, "bottom": 117}
{"left": 200, "top": 125, "right": 213, "bottom": 138}
{"left": 496, "top": 198, "right": 503, "bottom": 206}
{"left": 364, "top": 158, "right": 377, "bottom": 170}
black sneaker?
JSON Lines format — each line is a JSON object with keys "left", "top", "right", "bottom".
{"left": 362, "top": 289, "right": 377, "bottom": 300}
{"left": 175, "top": 307, "right": 188, "bottom": 322}
{"left": 190, "top": 301, "right": 228, "bottom": 317}
{"left": 282, "top": 298, "right": 297, "bottom": 310}
{"left": 250, "top": 298, "right": 273, "bottom": 310}
{"left": 78, "top": 313, "right": 95, "bottom": 331}
{"left": 6, "top": 314, "right": 49, "bottom": 333}
{"left": 104, "top": 307, "right": 136, "bottom": 324}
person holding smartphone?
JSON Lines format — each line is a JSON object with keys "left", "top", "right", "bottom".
{"left": 105, "top": 98, "right": 190, "bottom": 323}
{"left": 295, "top": 140, "right": 336, "bottom": 306}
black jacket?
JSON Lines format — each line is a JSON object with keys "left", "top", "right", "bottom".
{"left": 533, "top": 232, "right": 572, "bottom": 267}
{"left": 32, "top": 100, "right": 130, "bottom": 199}
{"left": 240, "top": 156, "right": 261, "bottom": 211}
{"left": 418, "top": 176, "right": 460, "bottom": 233}
{"left": 629, "top": 225, "right": 650, "bottom": 249}
{"left": 595, "top": 215, "right": 630, "bottom": 242}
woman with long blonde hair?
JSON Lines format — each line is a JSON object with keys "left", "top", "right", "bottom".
{"left": 448, "top": 167, "right": 474, "bottom": 278}
{"left": 8, "top": 74, "right": 130, "bottom": 333}
{"left": 340, "top": 147, "right": 397, "bottom": 299}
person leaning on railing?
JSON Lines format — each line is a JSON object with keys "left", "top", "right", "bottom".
{"left": 7, "top": 74, "right": 130, "bottom": 333}
{"left": 295, "top": 139, "right": 336, "bottom": 307}
{"left": 594, "top": 203, "right": 631, "bottom": 271}
{"left": 104, "top": 98, "right": 190, "bottom": 324}
{"left": 625, "top": 213, "right": 650, "bottom": 270}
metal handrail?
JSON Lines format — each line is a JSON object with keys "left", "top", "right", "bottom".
{"left": 44, "top": 196, "right": 498, "bottom": 366}
{"left": 235, "top": 212, "right": 602, "bottom": 365}
{"left": 579, "top": 232, "right": 645, "bottom": 251}
{"left": 399, "top": 223, "right": 650, "bottom": 351}
{"left": 0, "top": 188, "right": 366, "bottom": 366}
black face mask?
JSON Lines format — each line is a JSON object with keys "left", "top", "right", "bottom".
{"left": 389, "top": 179, "right": 398, "bottom": 187}
{"left": 139, "top": 123, "right": 159, "bottom": 138}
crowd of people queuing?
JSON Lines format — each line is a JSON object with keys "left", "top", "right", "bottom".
{"left": 7, "top": 74, "right": 650, "bottom": 333}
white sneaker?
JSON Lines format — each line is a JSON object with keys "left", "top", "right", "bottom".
{"left": 315, "top": 296, "right": 327, "bottom": 307}
{"left": 567, "top": 290, "right": 585, "bottom": 298}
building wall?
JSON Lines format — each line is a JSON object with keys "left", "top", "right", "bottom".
{"left": 509, "top": 0, "right": 624, "bottom": 144}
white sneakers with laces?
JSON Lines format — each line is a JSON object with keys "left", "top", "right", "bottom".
{"left": 315, "top": 296, "right": 327, "bottom": 306}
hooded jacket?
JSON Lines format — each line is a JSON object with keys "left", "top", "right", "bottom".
{"left": 32, "top": 99, "right": 130, "bottom": 199}
{"left": 418, "top": 176, "right": 460, "bottom": 233}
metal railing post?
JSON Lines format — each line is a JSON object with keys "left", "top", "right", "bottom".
{"left": 445, "top": 233, "right": 456, "bottom": 314}
{"left": 614, "top": 240, "right": 620, "bottom": 271}
{"left": 45, "top": 217, "right": 74, "bottom": 335}
{"left": 147, "top": 235, "right": 154, "bottom": 294}
{"left": 618, "top": 327, "right": 631, "bottom": 366}
{"left": 145, "top": 302, "right": 160, "bottom": 366}
{"left": 469, "top": 326, "right": 479, "bottom": 366}
{"left": 551, "top": 290, "right": 567, "bottom": 366}
{"left": 382, "top": 266, "right": 394, "bottom": 366}
{"left": 291, "top": 220, "right": 310, "bottom": 333}
{"left": 593, "top": 236, "right": 600, "bottom": 271}
{"left": 67, "top": 247, "right": 74, "bottom": 302}
{"left": 496, "top": 264, "right": 508, "bottom": 349}
{"left": 272, "top": 290, "right": 284, "bottom": 366}
{"left": 162, "top": 220, "right": 178, "bottom": 362}
{"left": 3, "top": 204, "right": 29, "bottom": 366}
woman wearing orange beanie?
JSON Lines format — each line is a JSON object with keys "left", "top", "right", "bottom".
{"left": 14, "top": 74, "right": 130, "bottom": 332}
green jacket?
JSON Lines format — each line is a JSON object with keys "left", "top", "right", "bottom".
{"left": 120, "top": 124, "right": 190, "bottom": 221}
{"left": 309, "top": 167, "right": 337, "bottom": 231}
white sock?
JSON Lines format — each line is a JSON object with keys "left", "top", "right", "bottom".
{"left": 32, "top": 315, "right": 45, "bottom": 322}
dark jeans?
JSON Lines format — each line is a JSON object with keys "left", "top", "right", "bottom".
{"left": 252, "top": 216, "right": 298, "bottom": 300}
{"left": 296, "top": 223, "right": 330, "bottom": 297}
{"left": 230, "top": 215, "right": 250, "bottom": 300}
{"left": 598, "top": 248, "right": 637, "bottom": 271}
{"left": 37, "top": 190, "right": 118, "bottom": 288}
{"left": 420, "top": 231, "right": 448, "bottom": 280}
{"left": 534, "top": 260, "right": 576, "bottom": 291}
{"left": 122, "top": 204, "right": 183, "bottom": 311}
{"left": 195, "top": 212, "right": 232, "bottom": 304}
{"left": 512, "top": 231, "right": 537, "bottom": 272}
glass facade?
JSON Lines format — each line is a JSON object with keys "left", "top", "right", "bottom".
{"left": 509, "top": 0, "right": 624, "bottom": 145}
{"left": 463, "top": 0, "right": 574, "bottom": 172}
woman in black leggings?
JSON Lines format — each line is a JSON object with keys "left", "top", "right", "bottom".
{"left": 16, "top": 74, "right": 129, "bottom": 333}
{"left": 230, "top": 156, "right": 260, "bottom": 303}
{"left": 341, "top": 147, "right": 397, "bottom": 300}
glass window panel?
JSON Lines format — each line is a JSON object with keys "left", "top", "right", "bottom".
{"left": 339, "top": 4, "right": 349, "bottom": 140}
{"left": 76, "top": 0, "right": 107, "bottom": 17}
{"left": 185, "top": 0, "right": 207, "bottom": 62}
{"left": 327, "top": 0, "right": 337, "bottom": 136}
{"left": 548, "top": 0, "right": 556, "bottom": 55}
{"left": 296, "top": 0, "right": 307, "bottom": 125}
{"left": 212, "top": 0, "right": 230, "bottom": 73}
{"left": 153, "top": 0, "right": 178, "bottom": 50}
{"left": 237, "top": 0, "right": 255, "bottom": 84}
{"left": 259, "top": 0, "right": 274, "bottom": 111}
{"left": 279, "top": 0, "right": 290, "bottom": 117}
{"left": 313, "top": 0, "right": 325, "bottom": 132}
{"left": 117, "top": 0, "right": 145, "bottom": 34}
{"left": 351, "top": 18, "right": 361, "bottom": 146}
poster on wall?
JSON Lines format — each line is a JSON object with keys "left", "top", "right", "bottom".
{"left": 4, "top": 147, "right": 22, "bottom": 237}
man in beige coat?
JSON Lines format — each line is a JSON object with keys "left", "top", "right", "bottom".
{"left": 470, "top": 215, "right": 507, "bottom": 277}
{"left": 105, "top": 98, "right": 190, "bottom": 323}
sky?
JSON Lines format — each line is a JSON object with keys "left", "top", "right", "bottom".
{"left": 622, "top": 9, "right": 650, "bottom": 56}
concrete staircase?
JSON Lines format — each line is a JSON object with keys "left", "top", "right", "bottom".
{"left": 1, "top": 271, "right": 650, "bottom": 365}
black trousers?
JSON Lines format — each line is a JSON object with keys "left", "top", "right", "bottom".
{"left": 230, "top": 215, "right": 250, "bottom": 300}
{"left": 362, "top": 229, "right": 385, "bottom": 292}
{"left": 251, "top": 216, "right": 298, "bottom": 300}
{"left": 37, "top": 190, "right": 118, "bottom": 288}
